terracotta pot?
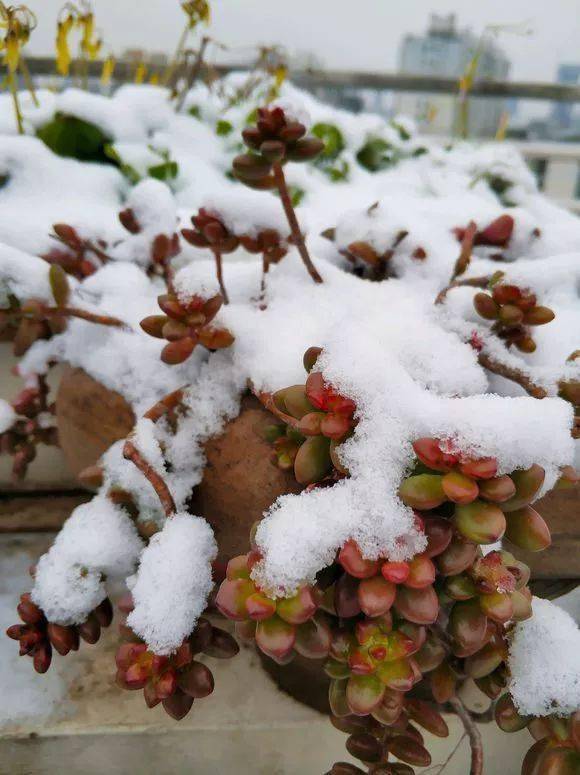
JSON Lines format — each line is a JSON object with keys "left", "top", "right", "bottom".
{"left": 56, "top": 367, "right": 580, "bottom": 578}
{"left": 510, "top": 484, "right": 580, "bottom": 579}
{"left": 55, "top": 367, "right": 302, "bottom": 564}
{"left": 56, "top": 367, "right": 135, "bottom": 477}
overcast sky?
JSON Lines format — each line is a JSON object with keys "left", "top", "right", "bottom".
{"left": 24, "top": 0, "right": 580, "bottom": 83}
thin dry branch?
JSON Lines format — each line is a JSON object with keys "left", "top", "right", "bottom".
{"left": 478, "top": 351, "right": 548, "bottom": 399}
{"left": 143, "top": 387, "right": 187, "bottom": 422}
{"left": 252, "top": 385, "right": 304, "bottom": 431}
{"left": 435, "top": 221, "right": 482, "bottom": 304}
{"left": 435, "top": 275, "right": 490, "bottom": 306}
{"left": 448, "top": 696, "right": 483, "bottom": 775}
{"left": 123, "top": 440, "right": 176, "bottom": 518}
{"left": 121, "top": 387, "right": 190, "bottom": 515}
{"left": 272, "top": 161, "right": 323, "bottom": 284}
{"left": 45, "top": 306, "right": 128, "bottom": 329}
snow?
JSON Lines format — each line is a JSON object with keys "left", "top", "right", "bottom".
{"left": 127, "top": 512, "right": 217, "bottom": 655}
{"left": 0, "top": 242, "right": 56, "bottom": 305}
{"left": 509, "top": 597, "right": 580, "bottom": 717}
{"left": 1, "top": 75, "right": 579, "bottom": 661}
{"left": 0, "top": 399, "right": 16, "bottom": 433}
{"left": 31, "top": 497, "right": 143, "bottom": 625}
{"left": 0, "top": 543, "right": 74, "bottom": 727}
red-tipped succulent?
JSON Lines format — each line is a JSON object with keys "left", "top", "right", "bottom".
{"left": 42, "top": 222, "right": 108, "bottom": 279}
{"left": 115, "top": 615, "right": 237, "bottom": 720}
{"left": 181, "top": 208, "right": 239, "bottom": 303}
{"left": 216, "top": 553, "right": 328, "bottom": 664}
{"left": 473, "top": 279, "right": 555, "bottom": 353}
{"left": 265, "top": 347, "right": 357, "bottom": 484}
{"left": 454, "top": 214, "right": 515, "bottom": 250}
{"left": 399, "top": 438, "right": 549, "bottom": 550}
{"left": 6, "top": 593, "right": 113, "bottom": 673}
{"left": 0, "top": 380, "right": 59, "bottom": 480}
{"left": 233, "top": 106, "right": 324, "bottom": 190}
{"left": 140, "top": 292, "right": 234, "bottom": 364}
{"left": 496, "top": 699, "right": 580, "bottom": 774}
{"left": 118, "top": 206, "right": 182, "bottom": 275}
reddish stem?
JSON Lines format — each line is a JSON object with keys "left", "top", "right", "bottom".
{"left": 449, "top": 696, "right": 483, "bottom": 775}
{"left": 259, "top": 252, "right": 270, "bottom": 308}
{"left": 123, "top": 440, "right": 176, "bottom": 518}
{"left": 212, "top": 248, "right": 229, "bottom": 305}
{"left": 143, "top": 387, "right": 187, "bottom": 423}
{"left": 252, "top": 386, "right": 303, "bottom": 431}
{"left": 272, "top": 162, "right": 323, "bottom": 284}
{"left": 435, "top": 276, "right": 491, "bottom": 306}
{"left": 478, "top": 351, "right": 547, "bottom": 399}
{"left": 45, "top": 307, "right": 127, "bottom": 329}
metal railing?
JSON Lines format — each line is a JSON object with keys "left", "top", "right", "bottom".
{"left": 12, "top": 58, "right": 580, "bottom": 213}
{"left": 18, "top": 57, "right": 580, "bottom": 102}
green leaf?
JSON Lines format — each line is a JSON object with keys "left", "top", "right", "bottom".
{"left": 356, "top": 137, "right": 399, "bottom": 172}
{"left": 245, "top": 108, "right": 258, "bottom": 125}
{"left": 323, "top": 159, "right": 349, "bottom": 183}
{"left": 188, "top": 105, "right": 201, "bottom": 119}
{"left": 289, "top": 186, "right": 305, "bottom": 207}
{"left": 36, "top": 113, "right": 113, "bottom": 164}
{"left": 148, "top": 160, "right": 179, "bottom": 182}
{"left": 216, "top": 120, "right": 233, "bottom": 137}
{"left": 104, "top": 144, "right": 142, "bottom": 185}
{"left": 390, "top": 120, "right": 411, "bottom": 141}
{"left": 49, "top": 265, "right": 70, "bottom": 307}
{"left": 311, "top": 122, "right": 345, "bottom": 160}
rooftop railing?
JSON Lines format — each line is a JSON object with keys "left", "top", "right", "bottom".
{"left": 14, "top": 59, "right": 580, "bottom": 213}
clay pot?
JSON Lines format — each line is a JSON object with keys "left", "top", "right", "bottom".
{"left": 56, "top": 367, "right": 136, "bottom": 477}
{"left": 511, "top": 484, "right": 580, "bottom": 579}
{"left": 56, "top": 367, "right": 580, "bottom": 578}
{"left": 55, "top": 367, "right": 301, "bottom": 564}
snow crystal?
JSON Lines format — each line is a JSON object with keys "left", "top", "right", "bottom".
{"left": 127, "top": 513, "right": 217, "bottom": 655}
{"left": 509, "top": 597, "right": 580, "bottom": 717}
{"left": 0, "top": 545, "right": 74, "bottom": 727}
{"left": 31, "top": 497, "right": 143, "bottom": 625}
{"left": 0, "top": 399, "right": 16, "bottom": 433}
{"left": 200, "top": 188, "right": 290, "bottom": 240}
{"left": 0, "top": 242, "right": 55, "bottom": 305}
{"left": 0, "top": 135, "right": 124, "bottom": 256}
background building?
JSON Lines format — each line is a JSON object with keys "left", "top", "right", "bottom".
{"left": 396, "top": 14, "right": 510, "bottom": 137}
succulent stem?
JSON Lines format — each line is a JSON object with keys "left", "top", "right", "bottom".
{"left": 435, "top": 222, "right": 480, "bottom": 305}
{"left": 435, "top": 276, "right": 490, "bottom": 306}
{"left": 477, "top": 351, "right": 548, "bottom": 399}
{"left": 272, "top": 162, "right": 323, "bottom": 285}
{"left": 259, "top": 252, "right": 270, "bottom": 308}
{"left": 251, "top": 385, "right": 303, "bottom": 431}
{"left": 44, "top": 306, "right": 128, "bottom": 329}
{"left": 449, "top": 696, "right": 483, "bottom": 775}
{"left": 123, "top": 439, "right": 176, "bottom": 518}
{"left": 211, "top": 248, "right": 229, "bottom": 305}
{"left": 143, "top": 387, "right": 187, "bottom": 422}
